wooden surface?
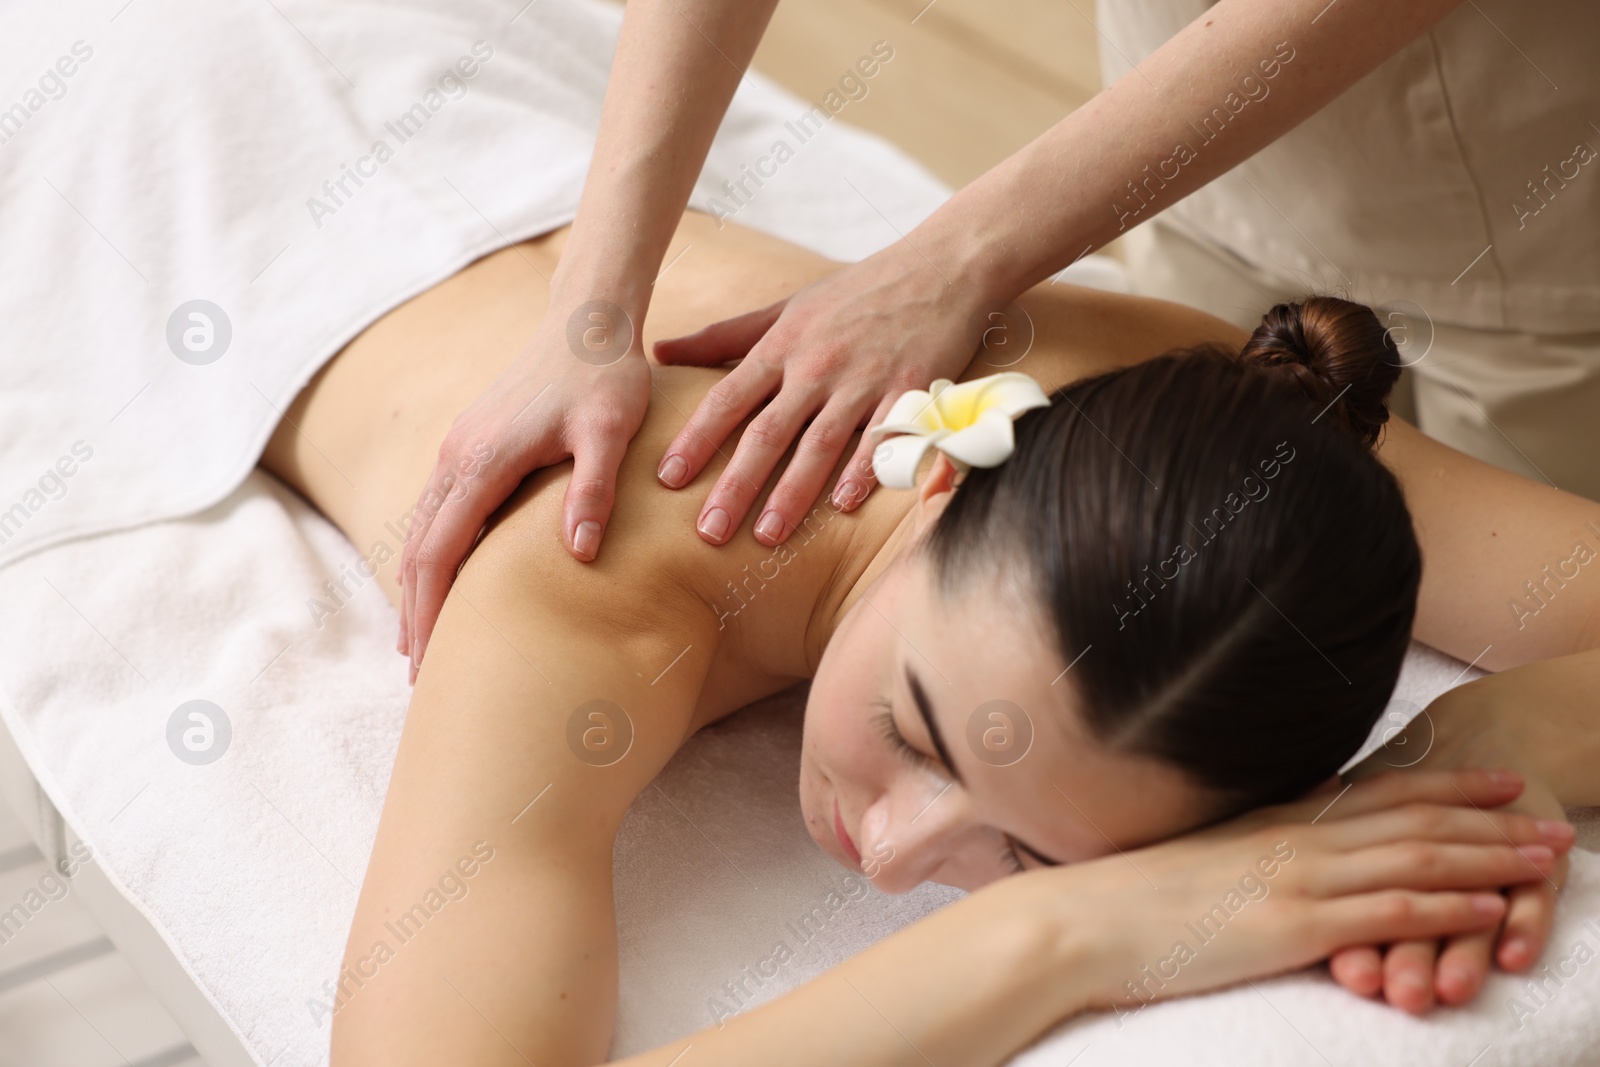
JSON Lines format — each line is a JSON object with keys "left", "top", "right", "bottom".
{"left": 751, "top": 0, "right": 1103, "bottom": 189}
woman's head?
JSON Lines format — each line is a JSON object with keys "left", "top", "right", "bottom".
{"left": 801, "top": 296, "right": 1421, "bottom": 893}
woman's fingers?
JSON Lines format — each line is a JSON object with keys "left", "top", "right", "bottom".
{"left": 1314, "top": 842, "right": 1555, "bottom": 896}
{"left": 657, "top": 360, "right": 781, "bottom": 491}
{"left": 1383, "top": 939, "right": 1440, "bottom": 1014}
{"left": 693, "top": 390, "right": 817, "bottom": 546}
{"left": 1317, "top": 802, "right": 1574, "bottom": 854}
{"left": 1322, "top": 768, "right": 1525, "bottom": 821}
{"left": 652, "top": 298, "right": 787, "bottom": 367}
{"left": 1435, "top": 928, "right": 1496, "bottom": 1005}
{"left": 1498, "top": 875, "right": 1562, "bottom": 971}
{"left": 1328, "top": 945, "right": 1385, "bottom": 997}
{"left": 1316, "top": 891, "right": 1505, "bottom": 959}
{"left": 750, "top": 396, "right": 873, "bottom": 545}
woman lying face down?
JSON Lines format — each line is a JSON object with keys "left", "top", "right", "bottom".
{"left": 803, "top": 298, "right": 1421, "bottom": 893}
{"left": 264, "top": 218, "right": 1592, "bottom": 1067}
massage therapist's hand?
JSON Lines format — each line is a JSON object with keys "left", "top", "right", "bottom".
{"left": 396, "top": 297, "right": 650, "bottom": 681}
{"left": 1022, "top": 769, "right": 1574, "bottom": 1017}
{"left": 1330, "top": 693, "right": 1568, "bottom": 1013}
{"left": 652, "top": 242, "right": 992, "bottom": 545}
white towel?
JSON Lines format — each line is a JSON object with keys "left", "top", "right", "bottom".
{"left": 0, "top": 0, "right": 959, "bottom": 568}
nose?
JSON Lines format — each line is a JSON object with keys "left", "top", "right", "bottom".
{"left": 855, "top": 770, "right": 976, "bottom": 893}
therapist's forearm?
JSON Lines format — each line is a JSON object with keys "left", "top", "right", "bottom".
{"left": 913, "top": 0, "right": 1464, "bottom": 304}
{"left": 551, "top": 0, "right": 779, "bottom": 318}
{"left": 1392, "top": 648, "right": 1600, "bottom": 809}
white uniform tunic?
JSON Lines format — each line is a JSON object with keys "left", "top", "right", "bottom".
{"left": 1098, "top": 0, "right": 1600, "bottom": 332}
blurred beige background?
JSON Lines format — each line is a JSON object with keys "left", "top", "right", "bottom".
{"left": 751, "top": 0, "right": 1102, "bottom": 189}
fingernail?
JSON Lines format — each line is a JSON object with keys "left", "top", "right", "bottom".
{"left": 754, "top": 511, "right": 786, "bottom": 544}
{"left": 658, "top": 454, "right": 688, "bottom": 488}
{"left": 573, "top": 520, "right": 601, "bottom": 560}
{"left": 1521, "top": 844, "right": 1555, "bottom": 866}
{"left": 1501, "top": 937, "right": 1530, "bottom": 966}
{"left": 833, "top": 480, "right": 862, "bottom": 509}
{"left": 1489, "top": 769, "right": 1521, "bottom": 787}
{"left": 1538, "top": 819, "right": 1575, "bottom": 841}
{"left": 1472, "top": 893, "right": 1506, "bottom": 917}
{"left": 698, "top": 506, "right": 730, "bottom": 543}
{"left": 1441, "top": 964, "right": 1474, "bottom": 993}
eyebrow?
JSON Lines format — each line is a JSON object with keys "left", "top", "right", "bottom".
{"left": 904, "top": 666, "right": 1063, "bottom": 868}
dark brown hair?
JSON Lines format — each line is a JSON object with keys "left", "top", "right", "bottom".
{"left": 927, "top": 296, "right": 1420, "bottom": 813}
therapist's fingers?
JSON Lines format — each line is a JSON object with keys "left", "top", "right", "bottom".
{"left": 1497, "top": 875, "right": 1562, "bottom": 971}
{"left": 653, "top": 298, "right": 786, "bottom": 368}
{"left": 1434, "top": 927, "right": 1496, "bottom": 1005}
{"left": 695, "top": 389, "right": 819, "bottom": 545}
{"left": 750, "top": 394, "right": 875, "bottom": 545}
{"left": 1382, "top": 939, "right": 1439, "bottom": 1014}
{"left": 831, "top": 391, "right": 898, "bottom": 511}
{"left": 403, "top": 438, "right": 533, "bottom": 674}
{"left": 658, "top": 358, "right": 782, "bottom": 491}
{"left": 562, "top": 421, "right": 631, "bottom": 563}
{"left": 1327, "top": 945, "right": 1384, "bottom": 998}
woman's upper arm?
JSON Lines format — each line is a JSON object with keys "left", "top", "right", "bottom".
{"left": 1378, "top": 417, "right": 1600, "bottom": 669}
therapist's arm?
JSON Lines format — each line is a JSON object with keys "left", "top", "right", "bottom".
{"left": 656, "top": 0, "right": 1467, "bottom": 547}
{"left": 397, "top": 0, "right": 776, "bottom": 681}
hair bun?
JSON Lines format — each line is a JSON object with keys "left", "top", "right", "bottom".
{"left": 1240, "top": 297, "right": 1400, "bottom": 448}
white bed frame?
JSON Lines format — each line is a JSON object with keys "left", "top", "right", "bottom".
{"left": 0, "top": 717, "right": 258, "bottom": 1067}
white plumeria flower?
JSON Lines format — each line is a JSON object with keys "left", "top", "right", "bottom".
{"left": 868, "top": 372, "right": 1052, "bottom": 489}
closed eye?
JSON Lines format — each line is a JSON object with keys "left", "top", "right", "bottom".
{"left": 870, "top": 703, "right": 941, "bottom": 774}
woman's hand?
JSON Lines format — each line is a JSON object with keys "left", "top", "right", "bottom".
{"left": 1026, "top": 768, "right": 1574, "bottom": 1016}
{"left": 652, "top": 241, "right": 995, "bottom": 545}
{"left": 396, "top": 302, "right": 650, "bottom": 682}
{"left": 1329, "top": 691, "right": 1569, "bottom": 1012}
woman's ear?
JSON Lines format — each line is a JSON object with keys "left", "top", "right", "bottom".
{"left": 915, "top": 453, "right": 961, "bottom": 513}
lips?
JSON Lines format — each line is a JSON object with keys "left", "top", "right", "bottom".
{"left": 833, "top": 798, "right": 862, "bottom": 866}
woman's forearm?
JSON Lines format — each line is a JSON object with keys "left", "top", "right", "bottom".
{"left": 912, "top": 0, "right": 1463, "bottom": 305}
{"left": 554, "top": 0, "right": 779, "bottom": 316}
{"left": 611, "top": 871, "right": 1097, "bottom": 1067}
